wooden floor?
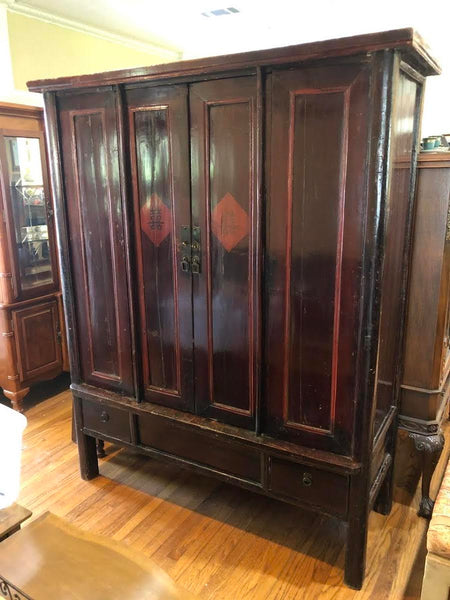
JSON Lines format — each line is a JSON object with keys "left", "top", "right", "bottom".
{"left": 7, "top": 376, "right": 450, "bottom": 600}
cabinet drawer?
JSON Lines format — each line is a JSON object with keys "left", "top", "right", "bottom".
{"left": 137, "top": 413, "right": 261, "bottom": 483}
{"left": 268, "top": 457, "right": 349, "bottom": 517}
{"left": 82, "top": 400, "right": 131, "bottom": 442}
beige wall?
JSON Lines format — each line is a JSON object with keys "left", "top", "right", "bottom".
{"left": 7, "top": 12, "right": 178, "bottom": 90}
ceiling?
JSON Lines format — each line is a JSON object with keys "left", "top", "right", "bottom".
{"left": 5, "top": 0, "right": 449, "bottom": 63}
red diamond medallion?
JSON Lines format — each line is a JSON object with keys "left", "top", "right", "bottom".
{"left": 211, "top": 193, "right": 249, "bottom": 252}
{"left": 141, "top": 194, "right": 172, "bottom": 247}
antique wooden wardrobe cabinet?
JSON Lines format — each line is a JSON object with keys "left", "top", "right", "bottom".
{"left": 29, "top": 29, "right": 439, "bottom": 589}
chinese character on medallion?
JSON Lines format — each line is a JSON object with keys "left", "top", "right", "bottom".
{"left": 211, "top": 192, "right": 249, "bottom": 252}
{"left": 141, "top": 193, "right": 172, "bottom": 247}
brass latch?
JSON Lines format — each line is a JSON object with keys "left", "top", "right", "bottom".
{"left": 180, "top": 226, "right": 201, "bottom": 274}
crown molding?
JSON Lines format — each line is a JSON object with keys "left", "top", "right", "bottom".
{"left": 1, "top": 0, "right": 181, "bottom": 60}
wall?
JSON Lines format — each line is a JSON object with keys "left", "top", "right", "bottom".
{"left": 2, "top": 3, "right": 447, "bottom": 135}
{"left": 7, "top": 12, "right": 178, "bottom": 91}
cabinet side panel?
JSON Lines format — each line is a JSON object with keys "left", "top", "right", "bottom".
{"left": 402, "top": 164, "right": 450, "bottom": 391}
{"left": 375, "top": 69, "right": 421, "bottom": 433}
{"left": 58, "top": 91, "right": 134, "bottom": 394}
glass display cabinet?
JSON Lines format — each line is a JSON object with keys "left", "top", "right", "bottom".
{"left": 0, "top": 103, "right": 68, "bottom": 411}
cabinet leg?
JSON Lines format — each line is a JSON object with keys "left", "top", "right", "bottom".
{"left": 71, "top": 403, "right": 76, "bottom": 443}
{"left": 73, "top": 396, "right": 98, "bottom": 480}
{"left": 374, "top": 459, "right": 394, "bottom": 516}
{"left": 96, "top": 439, "right": 106, "bottom": 458}
{"left": 3, "top": 388, "right": 30, "bottom": 412}
{"left": 409, "top": 431, "right": 445, "bottom": 519}
{"left": 374, "top": 426, "right": 397, "bottom": 516}
{"left": 78, "top": 432, "right": 99, "bottom": 480}
{"left": 345, "top": 470, "right": 369, "bottom": 590}
{"left": 344, "top": 510, "right": 368, "bottom": 590}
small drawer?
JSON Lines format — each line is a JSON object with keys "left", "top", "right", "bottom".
{"left": 268, "top": 456, "right": 349, "bottom": 517}
{"left": 82, "top": 400, "right": 131, "bottom": 442}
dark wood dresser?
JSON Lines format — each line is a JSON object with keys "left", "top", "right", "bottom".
{"left": 28, "top": 29, "right": 439, "bottom": 589}
{"left": 0, "top": 103, "right": 68, "bottom": 411}
{"left": 400, "top": 151, "right": 450, "bottom": 517}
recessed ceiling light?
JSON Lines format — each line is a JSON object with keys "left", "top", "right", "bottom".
{"left": 201, "top": 7, "right": 240, "bottom": 17}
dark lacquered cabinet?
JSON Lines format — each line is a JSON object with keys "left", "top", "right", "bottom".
{"left": 0, "top": 103, "right": 68, "bottom": 410}
{"left": 399, "top": 152, "right": 450, "bottom": 518}
{"left": 29, "top": 29, "right": 439, "bottom": 589}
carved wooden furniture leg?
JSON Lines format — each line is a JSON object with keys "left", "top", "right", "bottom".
{"left": 73, "top": 396, "right": 98, "bottom": 480}
{"left": 3, "top": 388, "right": 30, "bottom": 413}
{"left": 409, "top": 431, "right": 445, "bottom": 518}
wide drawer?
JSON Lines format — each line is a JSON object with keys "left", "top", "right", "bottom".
{"left": 137, "top": 413, "right": 261, "bottom": 483}
{"left": 267, "top": 456, "right": 349, "bottom": 517}
{"left": 82, "top": 400, "right": 131, "bottom": 442}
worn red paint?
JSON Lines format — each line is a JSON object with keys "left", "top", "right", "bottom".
{"left": 140, "top": 193, "right": 172, "bottom": 247}
{"left": 211, "top": 192, "right": 249, "bottom": 252}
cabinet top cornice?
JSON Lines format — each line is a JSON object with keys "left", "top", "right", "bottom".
{"left": 27, "top": 28, "right": 439, "bottom": 93}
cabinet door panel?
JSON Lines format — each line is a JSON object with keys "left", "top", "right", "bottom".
{"left": 190, "top": 76, "right": 258, "bottom": 429}
{"left": 0, "top": 131, "right": 59, "bottom": 301}
{"left": 13, "top": 300, "right": 62, "bottom": 382}
{"left": 265, "top": 63, "right": 371, "bottom": 453}
{"left": 58, "top": 90, "right": 134, "bottom": 394}
{"left": 126, "top": 85, "right": 193, "bottom": 411}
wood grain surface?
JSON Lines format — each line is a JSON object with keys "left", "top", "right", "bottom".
{"left": 0, "top": 512, "right": 199, "bottom": 599}
{"left": 10, "top": 378, "right": 450, "bottom": 599}
{"left": 0, "top": 504, "right": 31, "bottom": 539}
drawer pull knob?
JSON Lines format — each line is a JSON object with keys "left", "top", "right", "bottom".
{"left": 100, "top": 411, "right": 110, "bottom": 423}
{"left": 302, "top": 472, "right": 313, "bottom": 487}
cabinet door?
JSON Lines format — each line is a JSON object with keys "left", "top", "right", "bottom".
{"left": 13, "top": 299, "right": 62, "bottom": 382}
{"left": 0, "top": 130, "right": 59, "bottom": 300}
{"left": 264, "top": 63, "right": 371, "bottom": 454}
{"left": 58, "top": 90, "right": 134, "bottom": 394}
{"left": 190, "top": 77, "right": 258, "bottom": 429}
{"left": 126, "top": 85, "right": 194, "bottom": 411}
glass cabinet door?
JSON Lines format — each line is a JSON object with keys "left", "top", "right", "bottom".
{"left": 1, "top": 134, "right": 57, "bottom": 297}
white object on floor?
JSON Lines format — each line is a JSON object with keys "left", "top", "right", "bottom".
{"left": 0, "top": 403, "right": 27, "bottom": 509}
